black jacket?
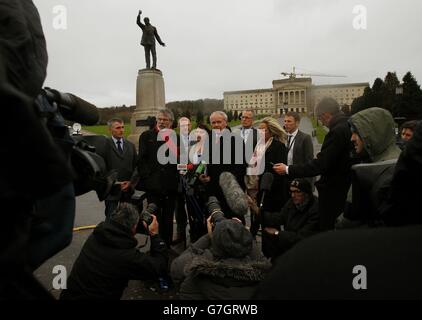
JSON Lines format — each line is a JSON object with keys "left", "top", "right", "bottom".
{"left": 380, "top": 121, "right": 422, "bottom": 226}
{"left": 206, "top": 129, "right": 247, "bottom": 217}
{"left": 291, "top": 130, "right": 314, "bottom": 166}
{"left": 137, "top": 128, "right": 179, "bottom": 194}
{"left": 254, "top": 225, "right": 422, "bottom": 299}
{"left": 265, "top": 196, "right": 319, "bottom": 254}
{"left": 288, "top": 113, "right": 352, "bottom": 188}
{"left": 60, "top": 221, "right": 168, "bottom": 300}
{"left": 258, "top": 139, "right": 289, "bottom": 212}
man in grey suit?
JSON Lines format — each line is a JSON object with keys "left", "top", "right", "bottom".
{"left": 284, "top": 112, "right": 314, "bottom": 187}
{"left": 104, "top": 118, "right": 138, "bottom": 219}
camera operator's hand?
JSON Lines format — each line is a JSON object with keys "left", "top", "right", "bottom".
{"left": 264, "top": 227, "right": 279, "bottom": 236}
{"left": 143, "top": 214, "right": 159, "bottom": 236}
{"left": 199, "top": 174, "right": 210, "bottom": 184}
{"left": 206, "top": 215, "right": 213, "bottom": 237}
{"left": 247, "top": 195, "right": 259, "bottom": 216}
{"left": 273, "top": 163, "right": 287, "bottom": 175}
{"left": 120, "top": 181, "right": 131, "bottom": 192}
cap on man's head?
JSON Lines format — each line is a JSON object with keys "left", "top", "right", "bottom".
{"left": 290, "top": 179, "right": 312, "bottom": 195}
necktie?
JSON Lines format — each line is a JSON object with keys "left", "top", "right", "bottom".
{"left": 287, "top": 135, "right": 292, "bottom": 148}
{"left": 116, "top": 139, "right": 123, "bottom": 154}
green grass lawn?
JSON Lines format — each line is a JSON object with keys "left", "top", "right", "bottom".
{"left": 83, "top": 124, "right": 132, "bottom": 138}
{"left": 310, "top": 117, "right": 327, "bottom": 144}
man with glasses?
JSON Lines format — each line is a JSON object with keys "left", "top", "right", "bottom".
{"left": 261, "top": 179, "right": 319, "bottom": 259}
{"left": 136, "top": 109, "right": 178, "bottom": 248}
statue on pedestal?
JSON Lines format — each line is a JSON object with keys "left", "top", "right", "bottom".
{"left": 136, "top": 10, "right": 166, "bottom": 69}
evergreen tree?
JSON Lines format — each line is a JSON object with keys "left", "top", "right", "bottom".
{"left": 196, "top": 109, "right": 204, "bottom": 124}
{"left": 182, "top": 110, "right": 191, "bottom": 119}
{"left": 382, "top": 72, "right": 400, "bottom": 113}
{"left": 234, "top": 110, "right": 239, "bottom": 121}
{"left": 397, "top": 72, "right": 422, "bottom": 119}
{"left": 371, "top": 78, "right": 384, "bottom": 108}
{"left": 227, "top": 110, "right": 234, "bottom": 122}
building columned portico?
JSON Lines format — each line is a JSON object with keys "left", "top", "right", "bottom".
{"left": 223, "top": 77, "right": 369, "bottom": 116}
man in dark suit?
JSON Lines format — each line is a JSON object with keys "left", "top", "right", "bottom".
{"left": 104, "top": 118, "right": 138, "bottom": 220}
{"left": 199, "top": 111, "right": 247, "bottom": 219}
{"left": 137, "top": 109, "right": 179, "bottom": 247}
{"left": 284, "top": 112, "right": 314, "bottom": 188}
{"left": 274, "top": 98, "right": 353, "bottom": 231}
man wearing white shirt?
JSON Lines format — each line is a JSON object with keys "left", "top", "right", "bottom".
{"left": 240, "top": 110, "right": 256, "bottom": 144}
{"left": 104, "top": 118, "right": 137, "bottom": 220}
{"left": 284, "top": 112, "right": 314, "bottom": 169}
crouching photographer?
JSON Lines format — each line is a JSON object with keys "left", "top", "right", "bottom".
{"left": 170, "top": 189, "right": 271, "bottom": 300}
{"left": 60, "top": 203, "right": 167, "bottom": 300}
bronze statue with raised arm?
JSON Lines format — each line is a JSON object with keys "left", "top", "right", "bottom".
{"left": 136, "top": 10, "right": 166, "bottom": 69}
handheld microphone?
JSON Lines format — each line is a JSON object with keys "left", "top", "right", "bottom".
{"left": 259, "top": 172, "right": 274, "bottom": 208}
{"left": 219, "top": 172, "right": 249, "bottom": 217}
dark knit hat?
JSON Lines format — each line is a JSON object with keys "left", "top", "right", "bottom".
{"left": 290, "top": 178, "right": 312, "bottom": 195}
{"left": 211, "top": 219, "right": 253, "bottom": 259}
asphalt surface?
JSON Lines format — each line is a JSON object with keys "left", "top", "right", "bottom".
{"left": 34, "top": 116, "right": 321, "bottom": 300}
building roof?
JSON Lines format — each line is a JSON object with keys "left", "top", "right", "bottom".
{"left": 223, "top": 88, "right": 273, "bottom": 95}
{"left": 312, "top": 82, "right": 369, "bottom": 89}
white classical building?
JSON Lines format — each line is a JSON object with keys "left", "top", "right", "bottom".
{"left": 224, "top": 77, "right": 369, "bottom": 116}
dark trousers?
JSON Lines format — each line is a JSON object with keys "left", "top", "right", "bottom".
{"left": 317, "top": 184, "right": 349, "bottom": 231}
{"left": 104, "top": 200, "right": 119, "bottom": 221}
{"left": 147, "top": 193, "right": 176, "bottom": 247}
{"left": 175, "top": 192, "right": 188, "bottom": 237}
{"left": 144, "top": 44, "right": 157, "bottom": 68}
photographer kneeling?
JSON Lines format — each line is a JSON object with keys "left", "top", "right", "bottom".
{"left": 171, "top": 197, "right": 271, "bottom": 300}
{"left": 60, "top": 203, "right": 168, "bottom": 300}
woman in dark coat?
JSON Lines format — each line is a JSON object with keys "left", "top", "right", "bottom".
{"left": 248, "top": 117, "right": 289, "bottom": 237}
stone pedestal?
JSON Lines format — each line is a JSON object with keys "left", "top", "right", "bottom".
{"left": 127, "top": 68, "right": 166, "bottom": 149}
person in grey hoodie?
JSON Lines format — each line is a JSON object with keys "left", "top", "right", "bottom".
{"left": 171, "top": 216, "right": 271, "bottom": 300}
{"left": 336, "top": 107, "right": 401, "bottom": 229}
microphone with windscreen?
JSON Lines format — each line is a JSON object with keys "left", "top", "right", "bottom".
{"left": 219, "top": 172, "right": 249, "bottom": 217}
{"left": 259, "top": 172, "right": 274, "bottom": 208}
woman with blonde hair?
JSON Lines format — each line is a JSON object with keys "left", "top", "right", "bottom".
{"left": 248, "top": 117, "right": 289, "bottom": 252}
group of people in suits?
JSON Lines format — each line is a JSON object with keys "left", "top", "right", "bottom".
{"left": 102, "top": 107, "right": 320, "bottom": 256}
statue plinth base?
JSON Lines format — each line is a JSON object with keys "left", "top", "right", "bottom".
{"left": 128, "top": 68, "right": 166, "bottom": 149}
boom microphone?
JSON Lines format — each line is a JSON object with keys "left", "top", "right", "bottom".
{"left": 43, "top": 87, "right": 99, "bottom": 125}
{"left": 219, "top": 172, "right": 249, "bottom": 217}
{"left": 259, "top": 172, "right": 274, "bottom": 208}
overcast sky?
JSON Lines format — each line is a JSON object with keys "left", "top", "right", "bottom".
{"left": 33, "top": 0, "right": 422, "bottom": 108}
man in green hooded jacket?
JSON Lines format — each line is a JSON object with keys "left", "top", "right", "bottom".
{"left": 336, "top": 107, "right": 401, "bottom": 228}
